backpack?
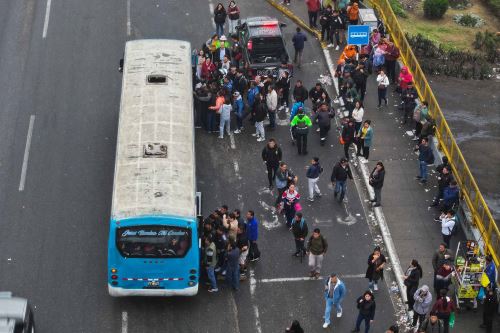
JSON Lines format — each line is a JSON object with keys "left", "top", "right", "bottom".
{"left": 295, "top": 118, "right": 309, "bottom": 135}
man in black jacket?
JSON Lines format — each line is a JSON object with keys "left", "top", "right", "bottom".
{"left": 341, "top": 119, "right": 356, "bottom": 159}
{"left": 331, "top": 158, "right": 353, "bottom": 203}
{"left": 291, "top": 212, "right": 308, "bottom": 257}
{"left": 402, "top": 81, "right": 418, "bottom": 124}
{"left": 431, "top": 165, "right": 452, "bottom": 206}
{"left": 309, "top": 83, "right": 329, "bottom": 111}
{"left": 369, "top": 162, "right": 385, "bottom": 207}
{"left": 329, "top": 10, "right": 344, "bottom": 50}
{"left": 293, "top": 80, "right": 308, "bottom": 103}
{"left": 262, "top": 138, "right": 283, "bottom": 189}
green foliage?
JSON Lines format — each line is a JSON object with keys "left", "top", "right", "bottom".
{"left": 388, "top": 0, "right": 408, "bottom": 18}
{"left": 453, "top": 13, "right": 484, "bottom": 27}
{"left": 423, "top": 0, "right": 449, "bottom": 19}
{"left": 406, "top": 33, "right": 494, "bottom": 79}
{"left": 473, "top": 30, "right": 500, "bottom": 62}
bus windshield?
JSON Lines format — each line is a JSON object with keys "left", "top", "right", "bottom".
{"left": 116, "top": 226, "right": 192, "bottom": 258}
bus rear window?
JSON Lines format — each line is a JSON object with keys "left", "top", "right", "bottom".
{"left": 116, "top": 226, "right": 191, "bottom": 258}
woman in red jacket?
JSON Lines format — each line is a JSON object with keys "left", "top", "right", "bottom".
{"left": 431, "top": 289, "right": 456, "bottom": 333}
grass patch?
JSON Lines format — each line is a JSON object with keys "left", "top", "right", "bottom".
{"left": 388, "top": 0, "right": 408, "bottom": 18}
{"left": 398, "top": 0, "right": 500, "bottom": 52}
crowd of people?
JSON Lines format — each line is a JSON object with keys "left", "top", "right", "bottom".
{"left": 194, "top": 1, "right": 498, "bottom": 333}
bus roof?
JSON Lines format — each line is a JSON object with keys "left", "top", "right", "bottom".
{"left": 111, "top": 39, "right": 196, "bottom": 220}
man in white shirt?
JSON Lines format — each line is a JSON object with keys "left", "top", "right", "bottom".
{"left": 437, "top": 210, "right": 456, "bottom": 248}
{"left": 266, "top": 85, "right": 278, "bottom": 129}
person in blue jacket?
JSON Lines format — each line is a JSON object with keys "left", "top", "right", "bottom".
{"left": 246, "top": 210, "right": 260, "bottom": 262}
{"left": 484, "top": 255, "right": 497, "bottom": 290}
{"left": 232, "top": 91, "right": 245, "bottom": 134}
{"left": 323, "top": 273, "right": 347, "bottom": 328}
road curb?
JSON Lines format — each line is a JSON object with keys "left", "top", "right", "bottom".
{"left": 266, "top": 0, "right": 409, "bottom": 310}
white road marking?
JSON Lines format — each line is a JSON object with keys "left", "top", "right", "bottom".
{"left": 42, "top": 0, "right": 52, "bottom": 39}
{"left": 233, "top": 160, "right": 241, "bottom": 179}
{"left": 208, "top": 2, "right": 216, "bottom": 29}
{"left": 228, "top": 294, "right": 241, "bottom": 333}
{"left": 229, "top": 133, "right": 236, "bottom": 149}
{"left": 249, "top": 269, "right": 262, "bottom": 333}
{"left": 19, "top": 115, "right": 35, "bottom": 191}
{"left": 121, "top": 311, "right": 128, "bottom": 333}
{"left": 259, "top": 274, "right": 365, "bottom": 283}
{"left": 126, "top": 0, "right": 131, "bottom": 36}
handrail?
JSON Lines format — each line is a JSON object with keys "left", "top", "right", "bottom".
{"left": 367, "top": 0, "right": 500, "bottom": 266}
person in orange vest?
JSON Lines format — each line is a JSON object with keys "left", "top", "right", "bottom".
{"left": 346, "top": 2, "right": 359, "bottom": 25}
{"left": 338, "top": 44, "right": 358, "bottom": 64}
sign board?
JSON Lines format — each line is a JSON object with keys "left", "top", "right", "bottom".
{"left": 347, "top": 25, "right": 370, "bottom": 46}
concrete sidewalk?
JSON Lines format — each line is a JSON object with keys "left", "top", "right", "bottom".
{"left": 266, "top": 0, "right": 499, "bottom": 332}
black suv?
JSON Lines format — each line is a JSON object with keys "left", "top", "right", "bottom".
{"left": 236, "top": 17, "right": 292, "bottom": 79}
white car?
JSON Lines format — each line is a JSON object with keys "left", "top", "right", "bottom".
{"left": 0, "top": 292, "right": 35, "bottom": 333}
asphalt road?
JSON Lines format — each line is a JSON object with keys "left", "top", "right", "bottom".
{"left": 0, "top": 1, "right": 396, "bottom": 332}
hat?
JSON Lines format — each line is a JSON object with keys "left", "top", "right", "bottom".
{"left": 220, "top": 35, "right": 227, "bottom": 41}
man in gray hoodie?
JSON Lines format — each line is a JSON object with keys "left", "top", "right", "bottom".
{"left": 412, "top": 285, "right": 433, "bottom": 328}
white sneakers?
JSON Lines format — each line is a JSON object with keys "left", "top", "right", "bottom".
{"left": 335, "top": 45, "right": 340, "bottom": 51}
{"left": 327, "top": 44, "right": 334, "bottom": 48}
{"left": 234, "top": 129, "right": 241, "bottom": 134}
{"left": 257, "top": 137, "right": 265, "bottom": 142}
{"left": 252, "top": 133, "right": 258, "bottom": 137}
{"left": 373, "top": 284, "right": 378, "bottom": 291}
{"left": 337, "top": 310, "right": 342, "bottom": 318}
{"left": 323, "top": 323, "right": 330, "bottom": 329}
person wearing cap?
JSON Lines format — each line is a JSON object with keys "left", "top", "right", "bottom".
{"left": 306, "top": 157, "right": 323, "bottom": 202}
{"left": 215, "top": 35, "right": 230, "bottom": 63}
{"left": 323, "top": 273, "right": 346, "bottom": 328}
{"left": 290, "top": 108, "right": 312, "bottom": 155}
{"left": 331, "top": 157, "right": 353, "bottom": 203}
{"left": 418, "top": 311, "right": 444, "bottom": 333}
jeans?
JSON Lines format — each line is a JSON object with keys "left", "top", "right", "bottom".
{"left": 419, "top": 160, "right": 428, "bottom": 181}
{"left": 255, "top": 121, "right": 265, "bottom": 138}
{"left": 228, "top": 19, "right": 237, "bottom": 35}
{"left": 215, "top": 22, "right": 224, "bottom": 37}
{"left": 266, "top": 164, "right": 278, "bottom": 187}
{"left": 308, "top": 253, "right": 324, "bottom": 273}
{"left": 321, "top": 26, "right": 330, "bottom": 41}
{"left": 374, "top": 187, "right": 382, "bottom": 205}
{"left": 226, "top": 266, "right": 240, "bottom": 290}
{"left": 206, "top": 266, "right": 217, "bottom": 289}
{"left": 368, "top": 279, "right": 379, "bottom": 290}
{"left": 294, "top": 49, "right": 303, "bottom": 67}
{"left": 307, "top": 177, "right": 321, "bottom": 199}
{"left": 268, "top": 110, "right": 276, "bottom": 128}
{"left": 235, "top": 114, "right": 243, "bottom": 130}
{"left": 219, "top": 118, "right": 230, "bottom": 137}
{"left": 355, "top": 313, "right": 371, "bottom": 333}
{"left": 324, "top": 298, "right": 342, "bottom": 325}
{"left": 207, "top": 112, "right": 216, "bottom": 132}
{"left": 377, "top": 87, "right": 387, "bottom": 106}
{"left": 334, "top": 180, "right": 347, "bottom": 202}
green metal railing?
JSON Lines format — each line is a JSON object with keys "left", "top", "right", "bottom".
{"left": 368, "top": 0, "right": 500, "bottom": 265}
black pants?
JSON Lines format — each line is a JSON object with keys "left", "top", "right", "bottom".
{"left": 248, "top": 241, "right": 260, "bottom": 260}
{"left": 403, "top": 104, "right": 415, "bottom": 124}
{"left": 321, "top": 26, "right": 330, "bottom": 41}
{"left": 412, "top": 311, "right": 425, "bottom": 327}
{"left": 294, "top": 238, "right": 305, "bottom": 254}
{"left": 442, "top": 233, "right": 452, "bottom": 249}
{"left": 406, "top": 284, "right": 417, "bottom": 310}
{"left": 343, "top": 142, "right": 351, "bottom": 159}
{"left": 266, "top": 164, "right": 278, "bottom": 187}
{"left": 276, "top": 187, "right": 286, "bottom": 206}
{"left": 386, "top": 59, "right": 397, "bottom": 84}
{"left": 415, "top": 121, "right": 423, "bottom": 137}
{"left": 308, "top": 11, "right": 318, "bottom": 27}
{"left": 356, "top": 139, "right": 370, "bottom": 159}
{"left": 330, "top": 29, "right": 341, "bottom": 45}
{"left": 483, "top": 312, "right": 493, "bottom": 333}
{"left": 378, "top": 88, "right": 387, "bottom": 106}
{"left": 296, "top": 134, "right": 308, "bottom": 154}
{"left": 319, "top": 125, "right": 330, "bottom": 145}
{"left": 437, "top": 313, "right": 450, "bottom": 333}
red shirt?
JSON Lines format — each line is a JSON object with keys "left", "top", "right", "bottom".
{"left": 306, "top": 0, "right": 321, "bottom": 12}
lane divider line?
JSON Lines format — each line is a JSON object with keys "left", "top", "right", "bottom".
{"left": 19, "top": 115, "right": 35, "bottom": 192}
{"left": 258, "top": 274, "right": 365, "bottom": 283}
{"left": 42, "top": 0, "right": 52, "bottom": 39}
{"left": 127, "top": 0, "right": 131, "bottom": 36}
{"left": 121, "top": 311, "right": 128, "bottom": 333}
{"left": 208, "top": 2, "right": 216, "bottom": 30}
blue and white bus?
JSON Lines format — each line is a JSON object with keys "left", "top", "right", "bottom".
{"left": 108, "top": 39, "right": 199, "bottom": 296}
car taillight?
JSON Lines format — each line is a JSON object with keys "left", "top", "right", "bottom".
{"left": 247, "top": 40, "right": 253, "bottom": 51}
{"left": 111, "top": 275, "right": 118, "bottom": 280}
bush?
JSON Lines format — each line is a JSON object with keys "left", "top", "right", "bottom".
{"left": 423, "top": 0, "right": 449, "bottom": 19}
{"left": 474, "top": 31, "right": 500, "bottom": 62}
{"left": 481, "top": 0, "right": 500, "bottom": 19}
{"left": 389, "top": 0, "right": 408, "bottom": 18}
{"left": 453, "top": 13, "right": 485, "bottom": 27}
